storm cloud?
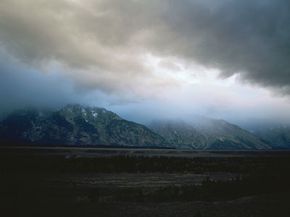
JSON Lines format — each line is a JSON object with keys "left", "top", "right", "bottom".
{"left": 1, "top": 0, "right": 290, "bottom": 123}
{"left": 1, "top": 0, "right": 290, "bottom": 92}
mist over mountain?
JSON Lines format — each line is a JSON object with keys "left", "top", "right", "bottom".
{"left": 1, "top": 104, "right": 285, "bottom": 150}
{"left": 148, "top": 118, "right": 271, "bottom": 150}
{"left": 247, "top": 124, "right": 290, "bottom": 149}
{"left": 255, "top": 127, "right": 290, "bottom": 149}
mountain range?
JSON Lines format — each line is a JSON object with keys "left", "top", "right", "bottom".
{"left": 0, "top": 105, "right": 164, "bottom": 147}
{"left": 0, "top": 104, "right": 289, "bottom": 150}
{"left": 149, "top": 119, "right": 270, "bottom": 150}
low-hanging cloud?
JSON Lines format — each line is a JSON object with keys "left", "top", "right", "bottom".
{"left": 0, "top": 52, "right": 76, "bottom": 114}
{"left": 0, "top": 0, "right": 290, "bottom": 94}
{"left": 2, "top": 0, "right": 290, "bottom": 125}
{"left": 0, "top": 51, "right": 141, "bottom": 119}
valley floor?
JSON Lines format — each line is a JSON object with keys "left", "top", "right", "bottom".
{"left": 1, "top": 146, "right": 290, "bottom": 217}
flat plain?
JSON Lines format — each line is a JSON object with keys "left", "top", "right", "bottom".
{"left": 1, "top": 146, "right": 290, "bottom": 217}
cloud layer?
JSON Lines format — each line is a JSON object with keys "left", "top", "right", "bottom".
{"left": 1, "top": 0, "right": 290, "bottom": 123}
{"left": 1, "top": 0, "right": 290, "bottom": 93}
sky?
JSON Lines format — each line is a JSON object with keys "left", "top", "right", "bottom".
{"left": 1, "top": 0, "right": 290, "bottom": 125}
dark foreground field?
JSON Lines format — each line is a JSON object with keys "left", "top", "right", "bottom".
{"left": 1, "top": 146, "right": 290, "bottom": 217}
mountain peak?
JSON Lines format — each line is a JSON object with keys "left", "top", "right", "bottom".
{"left": 62, "top": 104, "right": 116, "bottom": 116}
{"left": 0, "top": 105, "right": 164, "bottom": 147}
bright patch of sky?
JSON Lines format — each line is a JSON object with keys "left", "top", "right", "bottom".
{"left": 109, "top": 54, "right": 290, "bottom": 124}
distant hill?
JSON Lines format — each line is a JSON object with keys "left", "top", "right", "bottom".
{"left": 148, "top": 118, "right": 271, "bottom": 150}
{"left": 237, "top": 120, "right": 290, "bottom": 149}
{"left": 252, "top": 126, "right": 290, "bottom": 149}
{"left": 0, "top": 105, "right": 165, "bottom": 147}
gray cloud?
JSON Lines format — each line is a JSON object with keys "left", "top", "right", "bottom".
{"left": 155, "top": 0, "right": 290, "bottom": 91}
{"left": 1, "top": 0, "right": 290, "bottom": 125}
{"left": 0, "top": 52, "right": 75, "bottom": 115}
{"left": 0, "top": 49, "right": 147, "bottom": 117}
{"left": 0, "top": 0, "right": 290, "bottom": 94}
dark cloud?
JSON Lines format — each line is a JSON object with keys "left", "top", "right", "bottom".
{"left": 1, "top": 0, "right": 290, "bottom": 124}
{"left": 0, "top": 0, "right": 290, "bottom": 93}
{"left": 153, "top": 0, "right": 290, "bottom": 91}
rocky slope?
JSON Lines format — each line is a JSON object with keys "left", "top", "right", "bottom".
{"left": 0, "top": 105, "right": 165, "bottom": 147}
{"left": 149, "top": 118, "right": 271, "bottom": 150}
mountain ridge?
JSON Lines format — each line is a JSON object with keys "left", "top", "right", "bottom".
{"left": 0, "top": 104, "right": 279, "bottom": 150}
{"left": 0, "top": 104, "right": 165, "bottom": 147}
{"left": 148, "top": 118, "right": 271, "bottom": 150}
